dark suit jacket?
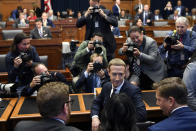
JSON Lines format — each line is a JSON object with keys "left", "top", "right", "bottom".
{"left": 14, "top": 19, "right": 29, "bottom": 28}
{"left": 192, "top": 24, "right": 196, "bottom": 32}
{"left": 42, "top": 19, "right": 55, "bottom": 28}
{"left": 148, "top": 107, "right": 196, "bottom": 131}
{"left": 14, "top": 118, "right": 81, "bottom": 131}
{"left": 30, "top": 26, "right": 52, "bottom": 39}
{"left": 174, "top": 6, "right": 186, "bottom": 16}
{"left": 75, "top": 70, "right": 110, "bottom": 93}
{"left": 76, "top": 9, "right": 118, "bottom": 57}
{"left": 112, "top": 4, "right": 120, "bottom": 17}
{"left": 91, "top": 80, "right": 147, "bottom": 122}
{"left": 139, "top": 11, "right": 153, "bottom": 26}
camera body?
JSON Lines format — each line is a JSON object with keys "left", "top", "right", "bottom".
{"left": 18, "top": 52, "right": 32, "bottom": 63}
{"left": 92, "top": 40, "right": 103, "bottom": 54}
{"left": 92, "top": 62, "right": 103, "bottom": 73}
{"left": 91, "top": 6, "right": 100, "bottom": 14}
{"left": 40, "top": 73, "right": 53, "bottom": 85}
{"left": 125, "top": 43, "right": 137, "bottom": 57}
{"left": 70, "top": 40, "right": 79, "bottom": 52}
{"left": 164, "top": 31, "right": 180, "bottom": 49}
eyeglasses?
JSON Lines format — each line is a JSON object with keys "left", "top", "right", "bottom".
{"left": 65, "top": 99, "right": 74, "bottom": 105}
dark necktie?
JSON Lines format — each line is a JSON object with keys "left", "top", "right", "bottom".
{"left": 111, "top": 88, "right": 117, "bottom": 98}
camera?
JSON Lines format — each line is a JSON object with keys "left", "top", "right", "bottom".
{"left": 40, "top": 73, "right": 53, "bottom": 85}
{"left": 93, "top": 40, "right": 103, "bottom": 54}
{"left": 70, "top": 40, "right": 79, "bottom": 52}
{"left": 91, "top": 6, "right": 100, "bottom": 14}
{"left": 92, "top": 62, "right": 103, "bottom": 73}
{"left": 125, "top": 43, "right": 137, "bottom": 57}
{"left": 19, "top": 52, "right": 32, "bottom": 63}
{"left": 164, "top": 31, "right": 180, "bottom": 49}
{"left": 164, "top": 35, "right": 180, "bottom": 46}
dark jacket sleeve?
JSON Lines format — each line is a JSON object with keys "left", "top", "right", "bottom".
{"left": 125, "top": 83, "right": 147, "bottom": 122}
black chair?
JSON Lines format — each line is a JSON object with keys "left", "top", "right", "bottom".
{"left": 0, "top": 54, "right": 7, "bottom": 72}
{"left": 136, "top": 121, "right": 155, "bottom": 131}
{"left": 2, "top": 30, "right": 23, "bottom": 40}
{"left": 39, "top": 55, "right": 48, "bottom": 67}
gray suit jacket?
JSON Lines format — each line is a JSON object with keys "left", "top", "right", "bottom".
{"left": 14, "top": 118, "right": 81, "bottom": 131}
{"left": 119, "top": 36, "right": 166, "bottom": 82}
{"left": 30, "top": 26, "right": 52, "bottom": 39}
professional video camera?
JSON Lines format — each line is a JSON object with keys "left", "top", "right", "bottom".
{"left": 164, "top": 30, "right": 180, "bottom": 48}
{"left": 92, "top": 62, "right": 103, "bottom": 73}
{"left": 125, "top": 43, "right": 137, "bottom": 57}
{"left": 91, "top": 5, "right": 100, "bottom": 14}
{"left": 40, "top": 73, "right": 53, "bottom": 85}
{"left": 18, "top": 52, "right": 32, "bottom": 63}
{"left": 93, "top": 40, "right": 103, "bottom": 54}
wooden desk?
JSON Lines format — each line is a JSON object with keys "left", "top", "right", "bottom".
{"left": 96, "top": 88, "right": 161, "bottom": 118}
{"left": 10, "top": 93, "right": 95, "bottom": 123}
{"left": 0, "top": 98, "right": 18, "bottom": 131}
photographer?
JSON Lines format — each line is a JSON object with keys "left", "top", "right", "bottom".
{"left": 72, "top": 32, "right": 107, "bottom": 76}
{"left": 76, "top": 0, "right": 118, "bottom": 61}
{"left": 75, "top": 53, "right": 109, "bottom": 93}
{"left": 5, "top": 33, "right": 40, "bottom": 96}
{"left": 119, "top": 26, "right": 166, "bottom": 90}
{"left": 25, "top": 63, "right": 67, "bottom": 96}
{"left": 160, "top": 17, "right": 196, "bottom": 78}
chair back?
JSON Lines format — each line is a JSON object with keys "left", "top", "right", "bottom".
{"left": 2, "top": 30, "right": 23, "bottom": 40}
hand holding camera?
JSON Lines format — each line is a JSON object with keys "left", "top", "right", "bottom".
{"left": 171, "top": 40, "right": 184, "bottom": 50}
{"left": 122, "top": 43, "right": 129, "bottom": 53}
{"left": 30, "top": 75, "right": 41, "bottom": 88}
{"left": 133, "top": 48, "right": 141, "bottom": 57}
{"left": 14, "top": 56, "right": 22, "bottom": 68}
{"left": 88, "top": 41, "right": 95, "bottom": 51}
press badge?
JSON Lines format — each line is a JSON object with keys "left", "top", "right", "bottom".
{"left": 136, "top": 59, "right": 140, "bottom": 65}
{"left": 180, "top": 52, "right": 185, "bottom": 60}
{"left": 95, "top": 21, "right": 99, "bottom": 28}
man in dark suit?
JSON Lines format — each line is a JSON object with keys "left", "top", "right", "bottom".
{"left": 148, "top": 77, "right": 196, "bottom": 131}
{"left": 76, "top": 0, "right": 118, "bottom": 61}
{"left": 174, "top": 0, "right": 186, "bottom": 16}
{"left": 41, "top": 12, "right": 55, "bottom": 28}
{"left": 91, "top": 58, "right": 146, "bottom": 131}
{"left": 14, "top": 82, "right": 80, "bottom": 131}
{"left": 112, "top": 0, "right": 121, "bottom": 18}
{"left": 139, "top": 4, "right": 153, "bottom": 26}
{"left": 75, "top": 53, "right": 110, "bottom": 93}
{"left": 14, "top": 12, "right": 29, "bottom": 28}
{"left": 30, "top": 18, "right": 52, "bottom": 39}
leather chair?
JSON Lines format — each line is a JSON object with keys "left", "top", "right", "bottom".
{"left": 39, "top": 55, "right": 48, "bottom": 67}
{"left": 2, "top": 30, "right": 23, "bottom": 40}
{"left": 0, "top": 54, "right": 7, "bottom": 72}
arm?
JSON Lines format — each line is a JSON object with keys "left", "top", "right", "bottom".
{"left": 102, "top": 9, "right": 118, "bottom": 27}
{"left": 129, "top": 85, "right": 147, "bottom": 121}
{"left": 139, "top": 40, "right": 160, "bottom": 64}
{"left": 74, "top": 41, "right": 90, "bottom": 62}
{"left": 76, "top": 15, "right": 87, "bottom": 28}
{"left": 6, "top": 54, "right": 20, "bottom": 83}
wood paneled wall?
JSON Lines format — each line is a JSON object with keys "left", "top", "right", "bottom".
{"left": 0, "top": 0, "right": 40, "bottom": 20}
{"left": 0, "top": 0, "right": 150, "bottom": 21}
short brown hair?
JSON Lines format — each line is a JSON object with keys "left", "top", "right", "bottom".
{"left": 154, "top": 77, "right": 187, "bottom": 105}
{"left": 90, "top": 53, "right": 103, "bottom": 62}
{"left": 36, "top": 82, "right": 69, "bottom": 118}
{"left": 108, "top": 58, "right": 126, "bottom": 71}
